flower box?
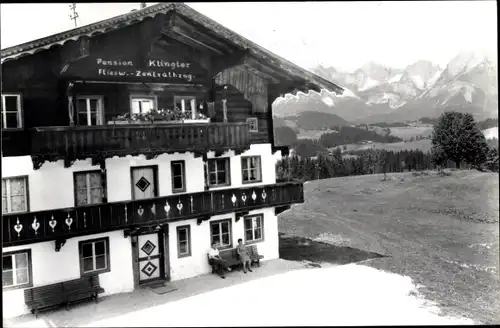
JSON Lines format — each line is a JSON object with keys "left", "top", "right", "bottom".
{"left": 107, "top": 118, "right": 211, "bottom": 125}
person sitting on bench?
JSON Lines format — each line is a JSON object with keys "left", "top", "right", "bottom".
{"left": 236, "top": 238, "right": 253, "bottom": 273}
{"left": 208, "top": 242, "right": 232, "bottom": 279}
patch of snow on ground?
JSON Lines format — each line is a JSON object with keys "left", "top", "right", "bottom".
{"left": 358, "top": 77, "right": 381, "bottom": 91}
{"left": 322, "top": 96, "right": 334, "bottom": 106}
{"left": 427, "top": 69, "right": 443, "bottom": 87}
{"left": 462, "top": 85, "right": 474, "bottom": 103}
{"left": 314, "top": 232, "right": 352, "bottom": 247}
{"left": 482, "top": 127, "right": 498, "bottom": 140}
{"left": 339, "top": 87, "right": 359, "bottom": 98}
{"left": 445, "top": 259, "right": 498, "bottom": 274}
{"left": 468, "top": 243, "right": 493, "bottom": 250}
{"left": 411, "top": 75, "right": 425, "bottom": 89}
{"left": 389, "top": 74, "right": 403, "bottom": 83}
{"left": 79, "top": 264, "right": 474, "bottom": 327}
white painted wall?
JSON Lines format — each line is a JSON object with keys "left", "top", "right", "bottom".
{"left": 1, "top": 143, "right": 276, "bottom": 210}
{"left": 1, "top": 143, "right": 280, "bottom": 316}
{"left": 168, "top": 206, "right": 279, "bottom": 281}
{"left": 2, "top": 230, "right": 134, "bottom": 319}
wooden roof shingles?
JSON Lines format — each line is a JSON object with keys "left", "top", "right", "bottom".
{"left": 1, "top": 3, "right": 343, "bottom": 94}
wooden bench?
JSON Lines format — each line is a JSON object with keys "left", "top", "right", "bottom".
{"left": 247, "top": 245, "right": 264, "bottom": 267}
{"left": 207, "top": 245, "right": 264, "bottom": 273}
{"left": 24, "top": 275, "right": 104, "bottom": 318}
{"left": 207, "top": 248, "right": 241, "bottom": 274}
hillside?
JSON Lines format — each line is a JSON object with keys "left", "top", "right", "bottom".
{"left": 279, "top": 170, "right": 499, "bottom": 324}
{"left": 273, "top": 51, "right": 498, "bottom": 124}
{"left": 294, "top": 111, "right": 349, "bottom": 130}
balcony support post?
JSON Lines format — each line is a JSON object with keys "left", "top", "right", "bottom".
{"left": 235, "top": 210, "right": 249, "bottom": 223}
{"left": 31, "top": 155, "right": 45, "bottom": 170}
{"left": 67, "top": 82, "right": 75, "bottom": 126}
{"left": 55, "top": 238, "right": 67, "bottom": 252}
{"left": 196, "top": 215, "right": 210, "bottom": 226}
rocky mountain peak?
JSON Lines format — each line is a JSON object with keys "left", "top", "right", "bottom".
{"left": 279, "top": 51, "right": 497, "bottom": 123}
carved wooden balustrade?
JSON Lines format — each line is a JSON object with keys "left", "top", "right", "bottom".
{"left": 30, "top": 122, "right": 251, "bottom": 168}
{"left": 3, "top": 182, "right": 304, "bottom": 247}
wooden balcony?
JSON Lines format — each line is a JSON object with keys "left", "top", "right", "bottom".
{"left": 2, "top": 182, "right": 304, "bottom": 247}
{"left": 30, "top": 122, "right": 251, "bottom": 168}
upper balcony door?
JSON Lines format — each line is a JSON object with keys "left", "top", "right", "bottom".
{"left": 76, "top": 96, "right": 104, "bottom": 126}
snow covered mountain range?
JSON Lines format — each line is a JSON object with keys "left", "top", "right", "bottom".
{"left": 273, "top": 52, "right": 498, "bottom": 124}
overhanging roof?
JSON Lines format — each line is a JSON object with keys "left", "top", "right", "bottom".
{"left": 0, "top": 3, "right": 343, "bottom": 94}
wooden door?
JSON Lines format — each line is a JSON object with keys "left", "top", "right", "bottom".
{"left": 137, "top": 232, "right": 164, "bottom": 284}
{"left": 131, "top": 166, "right": 157, "bottom": 200}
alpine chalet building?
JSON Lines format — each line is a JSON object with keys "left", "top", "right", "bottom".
{"left": 1, "top": 3, "right": 343, "bottom": 318}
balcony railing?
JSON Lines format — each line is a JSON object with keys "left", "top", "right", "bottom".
{"left": 2, "top": 182, "right": 304, "bottom": 247}
{"left": 30, "top": 122, "right": 251, "bottom": 167}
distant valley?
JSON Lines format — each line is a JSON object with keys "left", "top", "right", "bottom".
{"left": 274, "top": 114, "right": 498, "bottom": 158}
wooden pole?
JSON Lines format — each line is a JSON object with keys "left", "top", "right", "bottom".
{"left": 67, "top": 82, "right": 75, "bottom": 126}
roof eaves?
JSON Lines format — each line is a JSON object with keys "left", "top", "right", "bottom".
{"left": 1, "top": 3, "right": 175, "bottom": 60}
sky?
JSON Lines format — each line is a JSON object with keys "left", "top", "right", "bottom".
{"left": 0, "top": 1, "right": 497, "bottom": 72}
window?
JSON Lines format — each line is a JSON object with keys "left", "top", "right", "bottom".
{"left": 244, "top": 214, "right": 264, "bottom": 243}
{"left": 171, "top": 161, "right": 186, "bottom": 193}
{"left": 2, "top": 250, "right": 32, "bottom": 289}
{"left": 210, "top": 219, "right": 232, "bottom": 248}
{"left": 174, "top": 95, "right": 197, "bottom": 114}
{"left": 2, "top": 176, "right": 28, "bottom": 214}
{"left": 74, "top": 171, "right": 103, "bottom": 206}
{"left": 241, "top": 156, "right": 262, "bottom": 184}
{"left": 1, "top": 94, "right": 23, "bottom": 129}
{"left": 130, "top": 95, "right": 157, "bottom": 115}
{"left": 76, "top": 96, "right": 104, "bottom": 126}
{"left": 79, "top": 237, "right": 110, "bottom": 276}
{"left": 246, "top": 117, "right": 258, "bottom": 132}
{"left": 207, "top": 158, "right": 230, "bottom": 187}
{"left": 177, "top": 225, "right": 191, "bottom": 258}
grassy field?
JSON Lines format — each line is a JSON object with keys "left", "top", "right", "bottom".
{"left": 279, "top": 170, "right": 499, "bottom": 324}
{"left": 297, "top": 128, "right": 337, "bottom": 140}
{"left": 330, "top": 139, "right": 433, "bottom": 153}
{"left": 374, "top": 139, "right": 433, "bottom": 152}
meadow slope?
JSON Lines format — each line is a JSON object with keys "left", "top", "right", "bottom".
{"left": 279, "top": 170, "right": 499, "bottom": 324}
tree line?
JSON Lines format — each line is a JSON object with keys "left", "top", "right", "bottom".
{"left": 277, "top": 147, "right": 497, "bottom": 183}
{"left": 277, "top": 148, "right": 461, "bottom": 182}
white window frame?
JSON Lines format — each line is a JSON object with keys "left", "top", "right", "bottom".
{"left": 171, "top": 160, "right": 186, "bottom": 193}
{"left": 1, "top": 93, "right": 23, "bottom": 129}
{"left": 246, "top": 117, "right": 258, "bottom": 133}
{"left": 74, "top": 171, "right": 103, "bottom": 206}
{"left": 244, "top": 214, "right": 264, "bottom": 243}
{"left": 206, "top": 158, "right": 230, "bottom": 187}
{"left": 2, "top": 176, "right": 28, "bottom": 214}
{"left": 210, "top": 219, "right": 232, "bottom": 248}
{"left": 177, "top": 225, "right": 191, "bottom": 258}
{"left": 2, "top": 250, "right": 32, "bottom": 289}
{"left": 76, "top": 95, "right": 104, "bottom": 126}
{"left": 241, "top": 156, "right": 262, "bottom": 184}
{"left": 129, "top": 94, "right": 157, "bottom": 115}
{"left": 80, "top": 238, "right": 109, "bottom": 275}
{"left": 174, "top": 95, "right": 197, "bottom": 119}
